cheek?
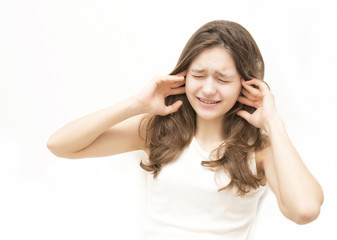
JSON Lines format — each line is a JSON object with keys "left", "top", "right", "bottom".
{"left": 235, "top": 85, "right": 242, "bottom": 97}
{"left": 185, "top": 78, "right": 198, "bottom": 95}
{"left": 221, "top": 84, "right": 242, "bottom": 99}
{"left": 184, "top": 80, "right": 193, "bottom": 102}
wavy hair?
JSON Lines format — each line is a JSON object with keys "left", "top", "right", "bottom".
{"left": 140, "top": 20, "right": 269, "bottom": 195}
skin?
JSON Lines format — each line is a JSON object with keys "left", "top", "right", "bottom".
{"left": 238, "top": 79, "right": 324, "bottom": 224}
{"left": 185, "top": 47, "right": 242, "bottom": 151}
{"left": 47, "top": 47, "right": 323, "bottom": 225}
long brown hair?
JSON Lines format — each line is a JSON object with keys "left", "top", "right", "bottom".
{"left": 140, "top": 20, "right": 269, "bottom": 195}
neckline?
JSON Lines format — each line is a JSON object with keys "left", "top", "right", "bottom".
{"left": 191, "top": 137, "right": 211, "bottom": 158}
{"left": 191, "top": 138, "right": 260, "bottom": 180}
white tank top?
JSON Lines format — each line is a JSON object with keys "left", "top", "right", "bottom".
{"left": 144, "top": 138, "right": 267, "bottom": 240}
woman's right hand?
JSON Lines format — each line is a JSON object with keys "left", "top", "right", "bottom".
{"left": 136, "top": 71, "right": 186, "bottom": 116}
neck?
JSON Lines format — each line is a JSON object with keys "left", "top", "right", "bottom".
{"left": 195, "top": 117, "right": 225, "bottom": 151}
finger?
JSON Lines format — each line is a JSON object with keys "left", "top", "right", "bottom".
{"left": 156, "top": 76, "right": 185, "bottom": 86}
{"left": 170, "top": 79, "right": 186, "bottom": 88}
{"left": 241, "top": 79, "right": 260, "bottom": 97}
{"left": 237, "top": 96, "right": 256, "bottom": 108}
{"left": 163, "top": 100, "right": 183, "bottom": 115}
{"left": 245, "top": 79, "right": 270, "bottom": 93}
{"left": 241, "top": 88, "right": 257, "bottom": 101}
{"left": 157, "top": 75, "right": 185, "bottom": 84}
{"left": 174, "top": 70, "right": 187, "bottom": 77}
{"left": 236, "top": 110, "right": 251, "bottom": 122}
{"left": 167, "top": 86, "right": 185, "bottom": 96}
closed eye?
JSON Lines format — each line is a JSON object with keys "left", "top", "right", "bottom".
{"left": 218, "top": 78, "right": 231, "bottom": 83}
{"left": 192, "top": 75, "right": 204, "bottom": 79}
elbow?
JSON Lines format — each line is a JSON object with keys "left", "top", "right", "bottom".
{"left": 46, "top": 137, "right": 76, "bottom": 159}
{"left": 291, "top": 203, "right": 322, "bottom": 225}
{"left": 280, "top": 186, "right": 324, "bottom": 225}
{"left": 46, "top": 137, "right": 58, "bottom": 155}
{"left": 293, "top": 188, "right": 324, "bottom": 225}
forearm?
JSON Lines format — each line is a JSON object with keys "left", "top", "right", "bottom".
{"left": 47, "top": 96, "right": 145, "bottom": 155}
{"left": 265, "top": 116, "right": 323, "bottom": 220}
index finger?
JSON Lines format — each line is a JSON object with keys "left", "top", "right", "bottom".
{"left": 174, "top": 70, "right": 187, "bottom": 78}
{"left": 246, "top": 79, "right": 271, "bottom": 93}
{"left": 157, "top": 75, "right": 185, "bottom": 83}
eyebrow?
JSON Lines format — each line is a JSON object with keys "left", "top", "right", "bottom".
{"left": 190, "top": 69, "right": 206, "bottom": 73}
{"left": 216, "top": 71, "right": 233, "bottom": 78}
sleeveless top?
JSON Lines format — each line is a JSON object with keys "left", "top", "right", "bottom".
{"left": 144, "top": 138, "right": 267, "bottom": 240}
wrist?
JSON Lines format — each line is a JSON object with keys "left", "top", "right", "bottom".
{"left": 263, "top": 115, "right": 285, "bottom": 135}
{"left": 125, "top": 95, "right": 149, "bottom": 116}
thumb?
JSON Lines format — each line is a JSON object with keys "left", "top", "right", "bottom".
{"left": 163, "top": 100, "right": 183, "bottom": 115}
{"left": 236, "top": 110, "right": 251, "bottom": 122}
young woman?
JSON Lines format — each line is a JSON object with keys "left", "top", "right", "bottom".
{"left": 47, "top": 20, "right": 323, "bottom": 239}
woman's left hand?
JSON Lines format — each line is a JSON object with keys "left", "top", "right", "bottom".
{"left": 236, "top": 78, "right": 279, "bottom": 131}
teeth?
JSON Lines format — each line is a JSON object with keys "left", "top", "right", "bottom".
{"left": 199, "top": 98, "right": 218, "bottom": 104}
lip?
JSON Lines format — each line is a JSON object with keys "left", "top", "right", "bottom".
{"left": 197, "top": 97, "right": 221, "bottom": 106}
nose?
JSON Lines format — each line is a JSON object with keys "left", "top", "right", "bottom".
{"left": 201, "top": 77, "right": 217, "bottom": 96}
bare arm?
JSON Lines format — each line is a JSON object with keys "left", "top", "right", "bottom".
{"left": 47, "top": 97, "right": 147, "bottom": 158}
{"left": 237, "top": 78, "right": 324, "bottom": 224}
{"left": 259, "top": 118, "right": 323, "bottom": 224}
{"left": 47, "top": 73, "right": 186, "bottom": 159}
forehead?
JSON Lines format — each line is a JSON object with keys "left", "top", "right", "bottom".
{"left": 189, "top": 47, "right": 237, "bottom": 72}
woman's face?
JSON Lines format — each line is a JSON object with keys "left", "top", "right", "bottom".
{"left": 185, "top": 46, "right": 242, "bottom": 123}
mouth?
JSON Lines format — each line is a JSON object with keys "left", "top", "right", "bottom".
{"left": 197, "top": 97, "right": 221, "bottom": 105}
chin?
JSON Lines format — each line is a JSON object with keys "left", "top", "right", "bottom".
{"left": 195, "top": 112, "right": 225, "bottom": 122}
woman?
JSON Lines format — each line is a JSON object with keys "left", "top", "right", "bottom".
{"left": 47, "top": 20, "right": 323, "bottom": 239}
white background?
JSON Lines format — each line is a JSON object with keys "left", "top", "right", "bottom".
{"left": 0, "top": 0, "right": 336, "bottom": 239}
